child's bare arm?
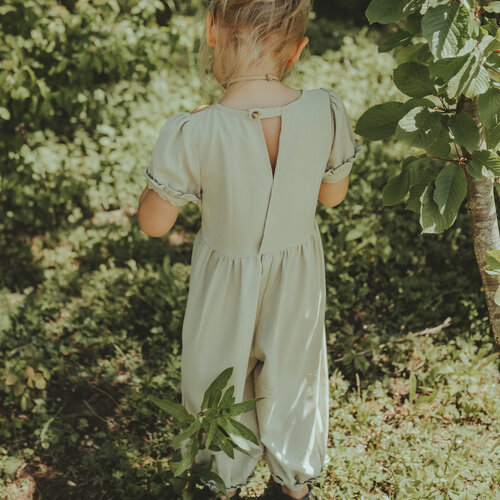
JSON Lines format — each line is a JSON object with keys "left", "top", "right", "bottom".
{"left": 318, "top": 175, "right": 349, "bottom": 207}
{"left": 137, "top": 188, "right": 181, "bottom": 237}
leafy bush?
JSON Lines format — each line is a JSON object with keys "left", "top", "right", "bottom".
{"left": 0, "top": 0, "right": 183, "bottom": 237}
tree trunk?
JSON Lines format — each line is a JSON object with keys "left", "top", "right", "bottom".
{"left": 458, "top": 95, "right": 500, "bottom": 346}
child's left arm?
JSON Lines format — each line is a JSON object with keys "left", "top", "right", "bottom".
{"left": 138, "top": 187, "right": 181, "bottom": 238}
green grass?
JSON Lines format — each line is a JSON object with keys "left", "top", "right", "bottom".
{"left": 1, "top": 12, "right": 499, "bottom": 500}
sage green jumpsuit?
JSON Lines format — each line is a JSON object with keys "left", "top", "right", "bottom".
{"left": 143, "top": 87, "right": 363, "bottom": 494}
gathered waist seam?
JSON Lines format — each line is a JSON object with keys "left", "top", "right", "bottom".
{"left": 198, "top": 228, "right": 318, "bottom": 259}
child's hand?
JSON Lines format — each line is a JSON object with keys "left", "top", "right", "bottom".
{"left": 191, "top": 105, "right": 212, "bottom": 114}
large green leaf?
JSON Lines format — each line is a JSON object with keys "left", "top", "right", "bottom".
{"left": 485, "top": 124, "right": 500, "bottom": 151}
{"left": 393, "top": 62, "right": 435, "bottom": 97}
{"left": 395, "top": 43, "right": 433, "bottom": 65}
{"left": 197, "top": 469, "right": 227, "bottom": 495}
{"left": 429, "top": 54, "right": 469, "bottom": 80}
{"left": 227, "top": 417, "right": 260, "bottom": 446}
{"left": 479, "top": 89, "right": 500, "bottom": 149}
{"left": 207, "top": 388, "right": 223, "bottom": 409}
{"left": 448, "top": 112, "right": 480, "bottom": 153}
{"left": 218, "top": 417, "right": 253, "bottom": 454}
{"left": 419, "top": 182, "right": 459, "bottom": 234}
{"left": 395, "top": 106, "right": 442, "bottom": 149}
{"left": 485, "top": 249, "right": 500, "bottom": 269}
{"left": 432, "top": 164, "right": 467, "bottom": 215}
{"left": 479, "top": 34, "right": 500, "bottom": 58}
{"left": 462, "top": 65, "right": 490, "bottom": 99}
{"left": 150, "top": 396, "right": 194, "bottom": 425}
{"left": 406, "top": 11, "right": 422, "bottom": 33}
{"left": 219, "top": 385, "right": 235, "bottom": 409}
{"left": 355, "top": 102, "right": 405, "bottom": 140}
{"left": 200, "top": 367, "right": 233, "bottom": 411}
{"left": 486, "top": 50, "right": 500, "bottom": 71}
{"left": 214, "top": 427, "right": 234, "bottom": 459}
{"left": 366, "top": 0, "right": 424, "bottom": 24}
{"left": 172, "top": 419, "right": 201, "bottom": 450}
{"left": 383, "top": 174, "right": 410, "bottom": 206}
{"left": 426, "top": 122, "right": 452, "bottom": 157}
{"left": 229, "top": 397, "right": 265, "bottom": 416}
{"left": 205, "top": 419, "right": 217, "bottom": 449}
{"left": 470, "top": 150, "right": 500, "bottom": 176}
{"left": 378, "top": 31, "right": 414, "bottom": 52}
{"left": 382, "top": 157, "right": 421, "bottom": 205}
{"left": 422, "top": 3, "right": 470, "bottom": 59}
{"left": 407, "top": 181, "right": 428, "bottom": 213}
{"left": 401, "top": 97, "right": 437, "bottom": 114}
{"left": 174, "top": 436, "right": 199, "bottom": 477}
{"left": 447, "top": 45, "right": 490, "bottom": 99}
{"left": 484, "top": 2, "right": 500, "bottom": 13}
{"left": 466, "top": 158, "right": 496, "bottom": 179}
{"left": 484, "top": 251, "right": 500, "bottom": 308}
{"left": 478, "top": 88, "right": 500, "bottom": 128}
{"left": 405, "top": 163, "right": 438, "bottom": 214}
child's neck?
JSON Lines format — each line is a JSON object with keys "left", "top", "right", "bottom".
{"left": 220, "top": 80, "right": 300, "bottom": 110}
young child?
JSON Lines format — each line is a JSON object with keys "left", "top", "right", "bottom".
{"left": 137, "top": 0, "right": 363, "bottom": 498}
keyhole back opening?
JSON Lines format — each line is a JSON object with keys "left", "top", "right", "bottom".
{"left": 259, "top": 115, "right": 283, "bottom": 179}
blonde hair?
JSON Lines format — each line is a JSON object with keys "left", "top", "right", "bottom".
{"left": 197, "top": 0, "right": 313, "bottom": 91}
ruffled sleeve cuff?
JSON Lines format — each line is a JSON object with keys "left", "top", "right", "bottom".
{"left": 321, "top": 87, "right": 364, "bottom": 184}
{"left": 321, "top": 140, "right": 363, "bottom": 184}
{"left": 143, "top": 112, "right": 202, "bottom": 207}
{"left": 143, "top": 165, "right": 201, "bottom": 206}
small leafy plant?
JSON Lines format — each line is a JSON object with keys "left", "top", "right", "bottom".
{"left": 150, "top": 366, "right": 264, "bottom": 498}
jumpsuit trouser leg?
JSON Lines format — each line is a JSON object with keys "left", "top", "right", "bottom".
{"left": 252, "top": 233, "right": 331, "bottom": 492}
{"left": 180, "top": 231, "right": 330, "bottom": 494}
{"left": 180, "top": 243, "right": 265, "bottom": 493}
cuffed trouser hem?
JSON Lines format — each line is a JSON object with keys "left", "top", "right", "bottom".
{"left": 200, "top": 453, "right": 330, "bottom": 495}
{"left": 201, "top": 466, "right": 258, "bottom": 494}
{"left": 270, "top": 453, "right": 331, "bottom": 492}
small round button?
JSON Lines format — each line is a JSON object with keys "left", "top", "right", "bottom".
{"left": 251, "top": 110, "right": 260, "bottom": 119}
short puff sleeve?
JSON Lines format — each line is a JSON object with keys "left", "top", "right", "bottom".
{"left": 142, "top": 112, "right": 202, "bottom": 207}
{"left": 321, "top": 88, "right": 363, "bottom": 184}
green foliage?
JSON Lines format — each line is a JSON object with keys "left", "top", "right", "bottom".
{"left": 366, "top": 0, "right": 424, "bottom": 24}
{"left": 0, "top": 0, "right": 172, "bottom": 141}
{"left": 433, "top": 163, "right": 467, "bottom": 216}
{"left": 151, "top": 366, "right": 263, "bottom": 495}
{"left": 382, "top": 156, "right": 421, "bottom": 205}
{"left": 393, "top": 61, "right": 435, "bottom": 97}
{"left": 358, "top": 0, "right": 500, "bottom": 235}
{"left": 355, "top": 101, "right": 405, "bottom": 140}
{"left": 395, "top": 105, "right": 443, "bottom": 149}
{"left": 0, "top": 0, "right": 182, "bottom": 237}
{"left": 421, "top": 3, "right": 473, "bottom": 59}
{"left": 447, "top": 111, "right": 480, "bottom": 152}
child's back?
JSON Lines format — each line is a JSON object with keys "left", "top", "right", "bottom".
{"left": 144, "top": 87, "right": 361, "bottom": 255}
{"left": 138, "top": 1, "right": 363, "bottom": 498}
